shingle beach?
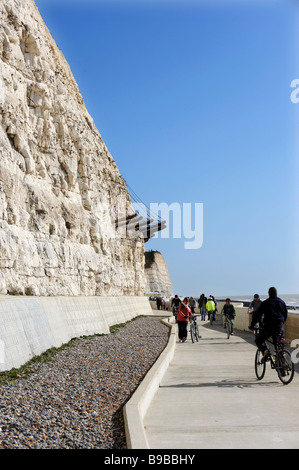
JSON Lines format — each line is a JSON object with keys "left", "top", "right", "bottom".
{"left": 0, "top": 316, "right": 169, "bottom": 449}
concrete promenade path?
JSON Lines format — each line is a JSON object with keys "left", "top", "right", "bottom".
{"left": 143, "top": 317, "right": 299, "bottom": 449}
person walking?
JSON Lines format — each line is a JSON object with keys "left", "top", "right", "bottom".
{"left": 249, "top": 287, "right": 288, "bottom": 362}
{"left": 156, "top": 295, "right": 162, "bottom": 310}
{"left": 198, "top": 294, "right": 207, "bottom": 321}
{"left": 189, "top": 296, "right": 196, "bottom": 314}
{"left": 177, "top": 297, "right": 192, "bottom": 342}
{"left": 210, "top": 295, "right": 218, "bottom": 316}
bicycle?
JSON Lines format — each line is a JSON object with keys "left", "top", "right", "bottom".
{"left": 173, "top": 305, "right": 179, "bottom": 323}
{"left": 253, "top": 322, "right": 261, "bottom": 337}
{"left": 189, "top": 315, "right": 200, "bottom": 343}
{"left": 254, "top": 329, "right": 294, "bottom": 385}
{"left": 209, "top": 311, "right": 216, "bottom": 325}
{"left": 224, "top": 314, "right": 234, "bottom": 339}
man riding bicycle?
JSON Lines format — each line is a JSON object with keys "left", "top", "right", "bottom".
{"left": 249, "top": 287, "right": 288, "bottom": 362}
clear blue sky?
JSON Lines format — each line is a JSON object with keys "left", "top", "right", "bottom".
{"left": 35, "top": 0, "right": 299, "bottom": 297}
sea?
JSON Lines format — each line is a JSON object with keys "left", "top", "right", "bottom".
{"left": 220, "top": 294, "right": 299, "bottom": 311}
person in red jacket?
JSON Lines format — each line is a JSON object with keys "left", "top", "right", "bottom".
{"left": 177, "top": 297, "right": 192, "bottom": 342}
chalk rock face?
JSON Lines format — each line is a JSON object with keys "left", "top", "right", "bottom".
{"left": 0, "top": 0, "right": 145, "bottom": 296}
{"left": 144, "top": 251, "right": 173, "bottom": 298}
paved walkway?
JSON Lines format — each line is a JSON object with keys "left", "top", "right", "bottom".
{"left": 143, "top": 317, "right": 299, "bottom": 449}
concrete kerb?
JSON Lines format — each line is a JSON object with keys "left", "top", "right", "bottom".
{"left": 123, "top": 318, "right": 177, "bottom": 449}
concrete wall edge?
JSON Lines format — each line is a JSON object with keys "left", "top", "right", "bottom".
{"left": 123, "top": 319, "right": 177, "bottom": 449}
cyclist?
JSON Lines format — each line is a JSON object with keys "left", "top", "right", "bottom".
{"left": 249, "top": 287, "right": 288, "bottom": 362}
{"left": 248, "top": 293, "right": 263, "bottom": 332}
{"left": 248, "top": 293, "right": 262, "bottom": 314}
{"left": 221, "top": 298, "right": 236, "bottom": 335}
{"left": 206, "top": 296, "right": 216, "bottom": 322}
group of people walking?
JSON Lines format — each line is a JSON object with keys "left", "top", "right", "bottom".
{"left": 197, "top": 294, "right": 217, "bottom": 321}
{"left": 171, "top": 293, "right": 219, "bottom": 343}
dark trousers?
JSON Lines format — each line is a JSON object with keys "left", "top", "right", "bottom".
{"left": 178, "top": 321, "right": 188, "bottom": 340}
{"left": 255, "top": 321, "right": 284, "bottom": 353}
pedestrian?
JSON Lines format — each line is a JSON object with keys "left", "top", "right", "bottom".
{"left": 177, "top": 297, "right": 192, "bottom": 342}
{"left": 210, "top": 295, "right": 218, "bottom": 316}
{"left": 156, "top": 295, "right": 162, "bottom": 310}
{"left": 198, "top": 293, "right": 207, "bottom": 320}
{"left": 206, "top": 296, "right": 216, "bottom": 321}
{"left": 189, "top": 296, "right": 196, "bottom": 314}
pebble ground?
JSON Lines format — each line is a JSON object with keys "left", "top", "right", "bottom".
{"left": 0, "top": 316, "right": 169, "bottom": 449}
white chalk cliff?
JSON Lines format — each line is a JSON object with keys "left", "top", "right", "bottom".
{"left": 144, "top": 251, "right": 173, "bottom": 298}
{"left": 0, "top": 0, "right": 146, "bottom": 296}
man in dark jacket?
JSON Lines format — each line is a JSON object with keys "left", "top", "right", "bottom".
{"left": 249, "top": 287, "right": 288, "bottom": 359}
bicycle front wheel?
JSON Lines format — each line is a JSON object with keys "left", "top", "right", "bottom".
{"left": 277, "top": 350, "right": 294, "bottom": 385}
{"left": 190, "top": 323, "right": 195, "bottom": 343}
{"left": 226, "top": 319, "right": 231, "bottom": 339}
{"left": 194, "top": 323, "right": 200, "bottom": 341}
{"left": 255, "top": 349, "right": 266, "bottom": 380}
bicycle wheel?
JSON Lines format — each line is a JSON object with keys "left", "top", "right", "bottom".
{"left": 190, "top": 323, "right": 195, "bottom": 343}
{"left": 255, "top": 349, "right": 266, "bottom": 380}
{"left": 194, "top": 323, "right": 200, "bottom": 341}
{"left": 276, "top": 350, "right": 294, "bottom": 385}
{"left": 226, "top": 319, "right": 231, "bottom": 339}
{"left": 210, "top": 313, "right": 213, "bottom": 325}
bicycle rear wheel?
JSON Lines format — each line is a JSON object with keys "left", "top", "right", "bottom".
{"left": 210, "top": 313, "right": 213, "bottom": 325}
{"left": 277, "top": 350, "right": 294, "bottom": 385}
{"left": 255, "top": 349, "right": 266, "bottom": 380}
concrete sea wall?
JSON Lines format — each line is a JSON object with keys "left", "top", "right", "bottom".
{"left": 0, "top": 295, "right": 152, "bottom": 372}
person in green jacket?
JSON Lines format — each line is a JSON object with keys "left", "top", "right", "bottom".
{"left": 206, "top": 297, "right": 216, "bottom": 321}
